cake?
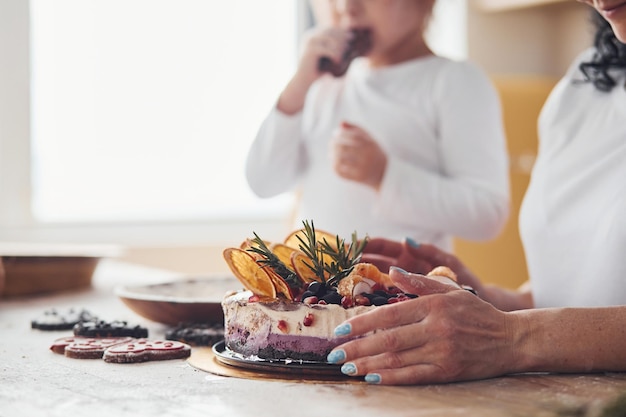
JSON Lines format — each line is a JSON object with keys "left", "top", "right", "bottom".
{"left": 222, "top": 290, "right": 373, "bottom": 361}
{"left": 221, "top": 221, "right": 423, "bottom": 362}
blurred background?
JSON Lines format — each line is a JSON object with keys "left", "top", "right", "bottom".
{"left": 0, "top": 0, "right": 592, "bottom": 288}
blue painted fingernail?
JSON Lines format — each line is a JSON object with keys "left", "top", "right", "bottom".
{"left": 334, "top": 323, "right": 352, "bottom": 337}
{"left": 365, "top": 373, "right": 382, "bottom": 384}
{"left": 341, "top": 363, "right": 357, "bottom": 375}
{"left": 327, "top": 349, "right": 346, "bottom": 364}
{"left": 390, "top": 266, "right": 408, "bottom": 275}
{"left": 406, "top": 237, "right": 420, "bottom": 248}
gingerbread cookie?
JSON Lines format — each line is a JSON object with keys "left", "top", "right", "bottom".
{"left": 165, "top": 322, "right": 224, "bottom": 347}
{"left": 103, "top": 339, "right": 191, "bottom": 363}
{"left": 50, "top": 336, "right": 134, "bottom": 359}
{"left": 32, "top": 308, "right": 97, "bottom": 331}
{"left": 73, "top": 320, "right": 148, "bottom": 338}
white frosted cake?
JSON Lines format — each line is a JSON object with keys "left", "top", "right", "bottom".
{"left": 222, "top": 290, "right": 373, "bottom": 362}
{"left": 221, "top": 222, "right": 430, "bottom": 362}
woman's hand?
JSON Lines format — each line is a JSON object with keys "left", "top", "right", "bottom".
{"left": 361, "top": 237, "right": 484, "bottom": 293}
{"left": 327, "top": 268, "right": 522, "bottom": 385}
{"left": 360, "top": 238, "right": 533, "bottom": 311}
{"left": 331, "top": 121, "right": 388, "bottom": 190}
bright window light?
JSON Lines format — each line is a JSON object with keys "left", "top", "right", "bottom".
{"left": 30, "top": 0, "right": 298, "bottom": 223}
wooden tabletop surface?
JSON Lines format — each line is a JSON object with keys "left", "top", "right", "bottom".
{"left": 1, "top": 259, "right": 625, "bottom": 417}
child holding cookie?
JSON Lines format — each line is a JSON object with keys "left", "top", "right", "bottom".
{"left": 245, "top": 0, "right": 510, "bottom": 251}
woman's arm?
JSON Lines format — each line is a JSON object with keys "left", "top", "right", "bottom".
{"left": 360, "top": 238, "right": 533, "bottom": 311}
{"left": 514, "top": 305, "right": 626, "bottom": 374}
{"left": 327, "top": 268, "right": 626, "bottom": 385}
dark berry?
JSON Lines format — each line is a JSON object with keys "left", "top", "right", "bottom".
{"left": 374, "top": 290, "right": 390, "bottom": 299}
{"left": 300, "top": 290, "right": 314, "bottom": 300}
{"left": 322, "top": 291, "right": 343, "bottom": 305}
{"left": 308, "top": 281, "right": 324, "bottom": 296}
{"left": 371, "top": 296, "right": 388, "bottom": 306}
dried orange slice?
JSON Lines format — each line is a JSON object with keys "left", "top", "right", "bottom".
{"left": 351, "top": 263, "right": 393, "bottom": 287}
{"left": 427, "top": 266, "right": 458, "bottom": 282}
{"left": 223, "top": 248, "right": 276, "bottom": 298}
{"left": 239, "top": 239, "right": 254, "bottom": 250}
{"left": 270, "top": 243, "right": 299, "bottom": 268}
{"left": 283, "top": 227, "right": 339, "bottom": 251}
{"left": 241, "top": 237, "right": 273, "bottom": 250}
{"left": 266, "top": 269, "right": 295, "bottom": 300}
{"left": 291, "top": 251, "right": 323, "bottom": 284}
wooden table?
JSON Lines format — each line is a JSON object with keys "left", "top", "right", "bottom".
{"left": 1, "top": 259, "right": 625, "bottom": 417}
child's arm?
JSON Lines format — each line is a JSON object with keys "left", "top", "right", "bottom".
{"left": 277, "top": 27, "right": 350, "bottom": 115}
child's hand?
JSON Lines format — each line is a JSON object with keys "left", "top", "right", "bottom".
{"left": 296, "top": 27, "right": 353, "bottom": 83}
{"left": 331, "top": 121, "right": 387, "bottom": 190}
{"left": 277, "top": 27, "right": 352, "bottom": 115}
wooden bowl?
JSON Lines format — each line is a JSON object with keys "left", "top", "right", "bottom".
{"left": 1, "top": 256, "right": 99, "bottom": 297}
{"left": 0, "top": 242, "right": 121, "bottom": 298}
{"left": 115, "top": 276, "right": 241, "bottom": 326}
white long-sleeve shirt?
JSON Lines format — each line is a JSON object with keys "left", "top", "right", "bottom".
{"left": 520, "top": 49, "right": 626, "bottom": 308}
{"left": 247, "top": 55, "right": 510, "bottom": 251}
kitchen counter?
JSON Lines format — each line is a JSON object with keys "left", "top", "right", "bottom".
{"left": 1, "top": 259, "right": 626, "bottom": 417}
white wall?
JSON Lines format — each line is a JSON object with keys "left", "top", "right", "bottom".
{"left": 0, "top": 0, "right": 32, "bottom": 227}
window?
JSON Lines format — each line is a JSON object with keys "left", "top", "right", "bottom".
{"left": 0, "top": 0, "right": 466, "bottom": 246}
{"left": 30, "top": 0, "right": 299, "bottom": 226}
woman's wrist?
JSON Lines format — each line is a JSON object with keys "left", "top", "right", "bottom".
{"left": 503, "top": 309, "right": 536, "bottom": 374}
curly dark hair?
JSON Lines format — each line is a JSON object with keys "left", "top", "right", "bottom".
{"left": 579, "top": 11, "right": 626, "bottom": 92}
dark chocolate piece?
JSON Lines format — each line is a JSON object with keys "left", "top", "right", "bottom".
{"left": 318, "top": 29, "right": 372, "bottom": 77}
{"left": 73, "top": 320, "right": 148, "bottom": 338}
{"left": 165, "top": 322, "right": 224, "bottom": 347}
{"left": 31, "top": 308, "right": 97, "bottom": 331}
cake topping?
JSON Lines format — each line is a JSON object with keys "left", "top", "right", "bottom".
{"left": 224, "top": 220, "right": 370, "bottom": 303}
{"left": 222, "top": 220, "right": 425, "bottom": 310}
{"left": 223, "top": 248, "right": 277, "bottom": 298}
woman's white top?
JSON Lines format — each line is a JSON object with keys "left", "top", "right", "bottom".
{"left": 246, "top": 56, "right": 510, "bottom": 251}
{"left": 520, "top": 49, "right": 626, "bottom": 308}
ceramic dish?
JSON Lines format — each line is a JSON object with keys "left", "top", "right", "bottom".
{"left": 115, "top": 276, "right": 240, "bottom": 325}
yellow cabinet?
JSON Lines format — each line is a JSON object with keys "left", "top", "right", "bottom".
{"left": 453, "top": 76, "right": 556, "bottom": 289}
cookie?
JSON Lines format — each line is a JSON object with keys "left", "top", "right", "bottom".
{"left": 31, "top": 308, "right": 97, "bottom": 331}
{"left": 50, "top": 336, "right": 134, "bottom": 359}
{"left": 50, "top": 336, "right": 80, "bottom": 355}
{"left": 103, "top": 339, "right": 191, "bottom": 363}
{"left": 318, "top": 28, "right": 372, "bottom": 77}
{"left": 73, "top": 320, "right": 148, "bottom": 338}
{"left": 165, "top": 322, "right": 224, "bottom": 347}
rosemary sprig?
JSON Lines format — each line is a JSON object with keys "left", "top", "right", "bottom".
{"left": 295, "top": 220, "right": 327, "bottom": 281}
{"left": 296, "top": 220, "right": 368, "bottom": 286}
{"left": 324, "top": 231, "right": 368, "bottom": 287}
{"left": 247, "top": 232, "right": 302, "bottom": 289}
